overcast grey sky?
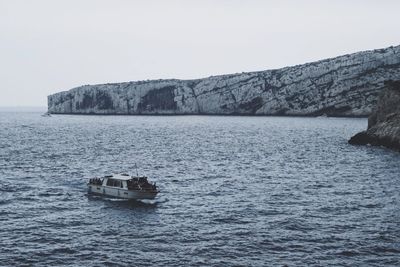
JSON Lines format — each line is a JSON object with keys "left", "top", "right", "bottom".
{"left": 1, "top": 0, "right": 399, "bottom": 107}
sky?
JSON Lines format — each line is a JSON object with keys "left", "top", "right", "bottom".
{"left": 0, "top": 0, "right": 400, "bottom": 107}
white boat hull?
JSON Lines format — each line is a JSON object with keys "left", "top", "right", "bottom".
{"left": 88, "top": 184, "right": 158, "bottom": 200}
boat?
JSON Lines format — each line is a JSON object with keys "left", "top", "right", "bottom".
{"left": 41, "top": 112, "right": 51, "bottom": 117}
{"left": 316, "top": 113, "right": 328, "bottom": 118}
{"left": 87, "top": 173, "right": 159, "bottom": 200}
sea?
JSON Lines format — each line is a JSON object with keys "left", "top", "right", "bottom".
{"left": 0, "top": 111, "right": 399, "bottom": 267}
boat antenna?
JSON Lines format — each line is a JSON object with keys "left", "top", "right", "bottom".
{"left": 135, "top": 163, "right": 139, "bottom": 177}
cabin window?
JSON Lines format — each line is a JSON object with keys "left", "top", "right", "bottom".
{"left": 106, "top": 179, "right": 124, "bottom": 188}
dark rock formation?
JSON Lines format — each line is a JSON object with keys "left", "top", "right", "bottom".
{"left": 349, "top": 80, "right": 400, "bottom": 150}
{"left": 48, "top": 45, "right": 400, "bottom": 116}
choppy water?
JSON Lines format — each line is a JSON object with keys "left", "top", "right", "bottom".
{"left": 0, "top": 112, "right": 399, "bottom": 266}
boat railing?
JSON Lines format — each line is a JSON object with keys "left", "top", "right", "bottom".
{"left": 88, "top": 178, "right": 103, "bottom": 185}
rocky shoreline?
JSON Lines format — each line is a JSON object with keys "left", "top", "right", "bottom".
{"left": 48, "top": 45, "right": 400, "bottom": 117}
{"left": 349, "top": 80, "right": 400, "bottom": 151}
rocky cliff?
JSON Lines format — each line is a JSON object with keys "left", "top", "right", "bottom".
{"left": 349, "top": 80, "right": 400, "bottom": 150}
{"left": 48, "top": 45, "right": 400, "bottom": 116}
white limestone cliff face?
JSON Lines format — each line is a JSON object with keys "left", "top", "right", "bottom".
{"left": 48, "top": 45, "right": 400, "bottom": 116}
